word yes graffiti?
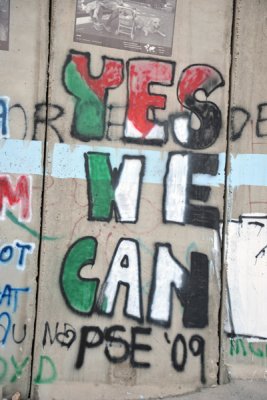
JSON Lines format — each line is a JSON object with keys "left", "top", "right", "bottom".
{"left": 63, "top": 50, "right": 224, "bottom": 147}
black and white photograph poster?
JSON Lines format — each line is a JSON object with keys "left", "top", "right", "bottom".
{"left": 0, "top": 0, "right": 9, "bottom": 51}
{"left": 74, "top": 0, "right": 177, "bottom": 56}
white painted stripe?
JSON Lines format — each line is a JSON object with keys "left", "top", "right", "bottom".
{"left": 51, "top": 143, "right": 225, "bottom": 186}
{"left": 1, "top": 140, "right": 267, "bottom": 189}
{"left": 0, "top": 139, "right": 43, "bottom": 175}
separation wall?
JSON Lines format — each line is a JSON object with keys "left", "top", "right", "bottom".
{"left": 221, "top": 0, "right": 267, "bottom": 382}
{"left": 0, "top": 0, "right": 266, "bottom": 399}
{"left": 0, "top": 1, "right": 49, "bottom": 398}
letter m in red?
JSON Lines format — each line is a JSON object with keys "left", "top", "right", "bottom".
{"left": 0, "top": 175, "right": 31, "bottom": 221}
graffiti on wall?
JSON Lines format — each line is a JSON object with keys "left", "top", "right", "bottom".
{"left": 0, "top": 355, "right": 57, "bottom": 385}
{"left": 0, "top": 240, "right": 34, "bottom": 347}
{"left": 229, "top": 337, "right": 267, "bottom": 359}
{"left": 230, "top": 103, "right": 267, "bottom": 141}
{"left": 60, "top": 237, "right": 209, "bottom": 327}
{"left": 8, "top": 48, "right": 267, "bottom": 386}
{"left": 0, "top": 96, "right": 9, "bottom": 137}
{"left": 0, "top": 241, "right": 35, "bottom": 270}
{"left": 0, "top": 175, "right": 32, "bottom": 222}
{"left": 0, "top": 285, "right": 30, "bottom": 346}
{"left": 63, "top": 51, "right": 224, "bottom": 146}
{"left": 49, "top": 50, "right": 226, "bottom": 384}
{"left": 225, "top": 215, "right": 267, "bottom": 340}
{"left": 1, "top": 2, "right": 267, "bottom": 390}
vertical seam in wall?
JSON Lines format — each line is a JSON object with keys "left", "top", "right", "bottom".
{"left": 28, "top": 0, "right": 53, "bottom": 397}
{"left": 217, "top": 0, "right": 237, "bottom": 385}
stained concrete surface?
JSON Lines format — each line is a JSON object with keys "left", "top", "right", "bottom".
{"left": 164, "top": 380, "right": 267, "bottom": 400}
{"left": 3, "top": 380, "right": 267, "bottom": 400}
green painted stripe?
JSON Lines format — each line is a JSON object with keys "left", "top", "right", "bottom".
{"left": 6, "top": 210, "right": 59, "bottom": 241}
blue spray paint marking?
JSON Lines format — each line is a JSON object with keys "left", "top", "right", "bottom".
{"left": 0, "top": 97, "right": 9, "bottom": 138}
{"left": 0, "top": 139, "right": 43, "bottom": 175}
{"left": 229, "top": 154, "right": 267, "bottom": 187}
{"left": 0, "top": 241, "right": 35, "bottom": 271}
{"left": 15, "top": 241, "right": 35, "bottom": 270}
{"left": 0, "top": 245, "right": 13, "bottom": 264}
{"left": 0, "top": 285, "right": 30, "bottom": 313}
{"left": 0, "top": 312, "right": 11, "bottom": 345}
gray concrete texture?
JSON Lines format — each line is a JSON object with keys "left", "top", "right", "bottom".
{"left": 165, "top": 381, "right": 267, "bottom": 400}
{"left": 5, "top": 381, "right": 267, "bottom": 400}
{"left": 30, "top": 0, "right": 231, "bottom": 397}
{"left": 1, "top": 0, "right": 267, "bottom": 399}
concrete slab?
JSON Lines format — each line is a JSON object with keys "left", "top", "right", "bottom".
{"left": 31, "top": 0, "right": 232, "bottom": 398}
{"left": 164, "top": 381, "right": 267, "bottom": 400}
{"left": 12, "top": 380, "right": 267, "bottom": 400}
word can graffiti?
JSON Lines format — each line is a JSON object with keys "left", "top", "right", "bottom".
{"left": 60, "top": 238, "right": 209, "bottom": 328}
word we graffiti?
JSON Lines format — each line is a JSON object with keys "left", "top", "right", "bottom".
{"left": 83, "top": 151, "right": 219, "bottom": 230}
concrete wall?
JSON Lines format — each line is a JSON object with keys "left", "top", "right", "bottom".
{"left": 0, "top": 1, "right": 49, "bottom": 398}
{"left": 221, "top": 0, "right": 267, "bottom": 383}
{"left": 0, "top": 0, "right": 266, "bottom": 399}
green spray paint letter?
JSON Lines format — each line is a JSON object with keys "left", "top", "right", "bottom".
{"left": 85, "top": 152, "right": 145, "bottom": 222}
{"left": 34, "top": 356, "right": 57, "bottom": 385}
{"left": 60, "top": 236, "right": 99, "bottom": 314}
{"left": 85, "top": 152, "right": 115, "bottom": 221}
{"left": 63, "top": 51, "right": 123, "bottom": 141}
{"left": 10, "top": 355, "right": 29, "bottom": 383}
{"left": 0, "top": 357, "right": 8, "bottom": 384}
{"left": 230, "top": 338, "right": 247, "bottom": 357}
